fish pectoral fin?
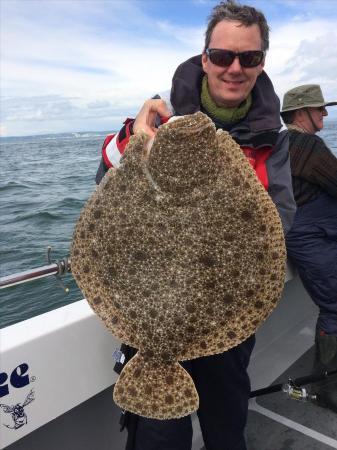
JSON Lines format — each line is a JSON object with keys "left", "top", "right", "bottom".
{"left": 113, "top": 352, "right": 199, "bottom": 420}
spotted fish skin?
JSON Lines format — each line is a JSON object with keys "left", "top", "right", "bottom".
{"left": 71, "top": 112, "right": 286, "bottom": 419}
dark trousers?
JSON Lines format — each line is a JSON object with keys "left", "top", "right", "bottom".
{"left": 286, "top": 193, "right": 337, "bottom": 335}
{"left": 126, "top": 335, "right": 255, "bottom": 450}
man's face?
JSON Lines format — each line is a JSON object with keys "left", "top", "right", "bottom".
{"left": 202, "top": 20, "right": 265, "bottom": 108}
{"left": 295, "top": 106, "right": 327, "bottom": 133}
{"left": 306, "top": 106, "right": 327, "bottom": 132}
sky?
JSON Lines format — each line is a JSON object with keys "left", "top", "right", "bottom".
{"left": 1, "top": 0, "right": 337, "bottom": 137}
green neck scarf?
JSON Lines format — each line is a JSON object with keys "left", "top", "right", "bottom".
{"left": 201, "top": 75, "right": 252, "bottom": 123}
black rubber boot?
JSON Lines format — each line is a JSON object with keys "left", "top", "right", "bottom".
{"left": 312, "top": 331, "right": 337, "bottom": 413}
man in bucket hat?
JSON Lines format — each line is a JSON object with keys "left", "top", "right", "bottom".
{"left": 281, "top": 84, "right": 337, "bottom": 412}
{"left": 281, "top": 84, "right": 337, "bottom": 133}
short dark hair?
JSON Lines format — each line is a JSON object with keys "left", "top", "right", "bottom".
{"left": 281, "top": 110, "right": 296, "bottom": 125}
{"left": 204, "top": 0, "right": 270, "bottom": 52}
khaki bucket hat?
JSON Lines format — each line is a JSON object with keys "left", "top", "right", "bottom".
{"left": 281, "top": 84, "right": 337, "bottom": 113}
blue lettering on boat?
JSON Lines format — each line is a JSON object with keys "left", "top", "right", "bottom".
{"left": 0, "top": 364, "right": 30, "bottom": 398}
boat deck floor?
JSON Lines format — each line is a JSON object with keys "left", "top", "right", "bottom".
{"left": 190, "top": 346, "right": 337, "bottom": 450}
{"left": 246, "top": 346, "right": 337, "bottom": 450}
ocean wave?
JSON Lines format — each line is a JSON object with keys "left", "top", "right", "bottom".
{"left": 0, "top": 181, "right": 32, "bottom": 191}
{"left": 0, "top": 180, "right": 47, "bottom": 190}
{"left": 14, "top": 210, "right": 63, "bottom": 222}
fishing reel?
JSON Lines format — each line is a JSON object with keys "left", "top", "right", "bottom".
{"left": 46, "top": 246, "right": 71, "bottom": 293}
{"left": 282, "top": 378, "right": 317, "bottom": 402}
{"left": 250, "top": 370, "right": 337, "bottom": 403}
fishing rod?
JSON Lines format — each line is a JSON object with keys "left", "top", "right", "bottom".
{"left": 0, "top": 247, "right": 71, "bottom": 292}
{"left": 250, "top": 369, "right": 337, "bottom": 402}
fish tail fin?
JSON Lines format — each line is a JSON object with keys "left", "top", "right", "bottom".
{"left": 113, "top": 352, "right": 199, "bottom": 419}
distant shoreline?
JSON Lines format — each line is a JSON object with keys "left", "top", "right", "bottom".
{"left": 0, "top": 131, "right": 115, "bottom": 140}
{"left": 1, "top": 119, "right": 337, "bottom": 140}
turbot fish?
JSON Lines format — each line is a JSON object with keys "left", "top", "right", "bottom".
{"left": 71, "top": 112, "right": 286, "bottom": 420}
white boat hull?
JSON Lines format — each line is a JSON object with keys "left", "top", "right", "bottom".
{"left": 0, "top": 301, "right": 119, "bottom": 448}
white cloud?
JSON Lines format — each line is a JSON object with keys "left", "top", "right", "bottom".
{"left": 1, "top": 0, "right": 337, "bottom": 136}
{"left": 1, "top": 1, "right": 205, "bottom": 136}
{"left": 265, "top": 18, "right": 337, "bottom": 115}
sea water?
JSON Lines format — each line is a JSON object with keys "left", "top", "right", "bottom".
{"left": 1, "top": 123, "right": 336, "bottom": 329}
{"left": 0, "top": 132, "right": 106, "bottom": 328}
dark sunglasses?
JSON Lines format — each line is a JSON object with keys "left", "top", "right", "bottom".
{"left": 205, "top": 48, "right": 265, "bottom": 68}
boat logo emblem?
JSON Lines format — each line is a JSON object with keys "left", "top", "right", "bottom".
{"left": 0, "top": 389, "right": 35, "bottom": 430}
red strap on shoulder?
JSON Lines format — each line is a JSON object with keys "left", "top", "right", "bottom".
{"left": 241, "top": 146, "right": 272, "bottom": 190}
